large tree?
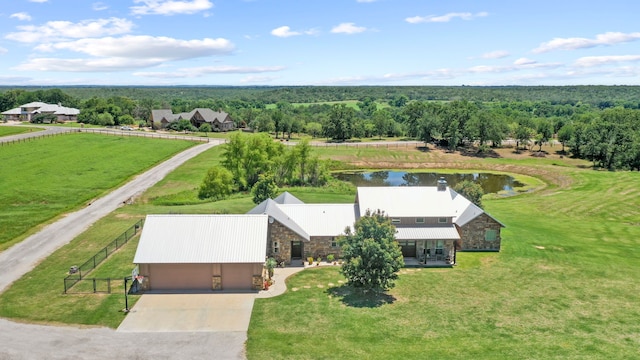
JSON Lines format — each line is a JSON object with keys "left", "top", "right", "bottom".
{"left": 453, "top": 180, "right": 484, "bottom": 208}
{"left": 198, "top": 166, "right": 234, "bottom": 200}
{"left": 339, "top": 210, "right": 404, "bottom": 292}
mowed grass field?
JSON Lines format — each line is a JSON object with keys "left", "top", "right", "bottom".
{"left": 0, "top": 125, "right": 43, "bottom": 137}
{"left": 0, "top": 132, "right": 194, "bottom": 250}
{"left": 1, "top": 137, "right": 639, "bottom": 358}
{"left": 246, "top": 155, "right": 640, "bottom": 358}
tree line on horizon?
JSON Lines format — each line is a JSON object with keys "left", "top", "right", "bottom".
{"left": 2, "top": 86, "right": 640, "bottom": 170}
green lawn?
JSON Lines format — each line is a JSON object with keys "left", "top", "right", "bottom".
{"left": 0, "top": 132, "right": 194, "bottom": 250}
{"left": 247, "top": 169, "right": 640, "bottom": 359}
{"left": 0, "top": 125, "right": 43, "bottom": 137}
{"left": 2, "top": 138, "right": 640, "bottom": 359}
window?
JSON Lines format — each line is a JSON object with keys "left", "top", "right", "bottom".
{"left": 438, "top": 217, "right": 448, "bottom": 224}
{"left": 435, "top": 240, "right": 444, "bottom": 254}
{"left": 273, "top": 241, "right": 280, "bottom": 253}
{"left": 485, "top": 229, "right": 498, "bottom": 241}
{"left": 391, "top": 218, "right": 401, "bottom": 224}
{"left": 415, "top": 217, "right": 425, "bottom": 224}
{"left": 331, "top": 237, "right": 338, "bottom": 248}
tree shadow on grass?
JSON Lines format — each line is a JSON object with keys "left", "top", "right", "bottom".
{"left": 327, "top": 284, "right": 396, "bottom": 308}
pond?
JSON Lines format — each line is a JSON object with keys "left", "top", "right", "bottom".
{"left": 334, "top": 171, "right": 524, "bottom": 195}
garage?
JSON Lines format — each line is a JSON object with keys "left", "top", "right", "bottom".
{"left": 134, "top": 214, "right": 269, "bottom": 292}
{"left": 148, "top": 264, "right": 213, "bottom": 291}
{"left": 221, "top": 263, "right": 254, "bottom": 290}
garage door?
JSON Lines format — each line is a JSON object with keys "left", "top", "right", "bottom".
{"left": 221, "top": 263, "right": 253, "bottom": 291}
{"left": 150, "top": 264, "right": 212, "bottom": 291}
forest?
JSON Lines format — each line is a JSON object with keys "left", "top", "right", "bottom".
{"left": 2, "top": 85, "right": 640, "bottom": 170}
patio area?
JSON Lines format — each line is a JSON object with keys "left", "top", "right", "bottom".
{"left": 403, "top": 257, "right": 454, "bottom": 268}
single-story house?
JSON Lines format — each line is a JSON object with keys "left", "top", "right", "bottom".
{"left": 151, "top": 108, "right": 235, "bottom": 131}
{"left": 2, "top": 102, "right": 79, "bottom": 122}
{"left": 133, "top": 214, "right": 267, "bottom": 292}
{"left": 134, "top": 181, "right": 504, "bottom": 291}
{"left": 251, "top": 179, "right": 504, "bottom": 265}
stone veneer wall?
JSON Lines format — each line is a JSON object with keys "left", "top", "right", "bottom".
{"left": 268, "top": 221, "right": 306, "bottom": 264}
{"left": 212, "top": 276, "right": 222, "bottom": 290}
{"left": 252, "top": 275, "right": 264, "bottom": 290}
{"left": 306, "top": 236, "right": 342, "bottom": 259}
{"left": 458, "top": 213, "right": 502, "bottom": 251}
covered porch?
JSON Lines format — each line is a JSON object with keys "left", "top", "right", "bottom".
{"left": 395, "top": 226, "right": 459, "bottom": 268}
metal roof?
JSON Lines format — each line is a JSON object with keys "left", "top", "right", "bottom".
{"left": 356, "top": 186, "right": 458, "bottom": 218}
{"left": 133, "top": 214, "right": 268, "bottom": 264}
{"left": 247, "top": 199, "right": 310, "bottom": 240}
{"left": 395, "top": 226, "right": 460, "bottom": 240}
{"left": 273, "top": 191, "right": 304, "bottom": 204}
{"left": 278, "top": 204, "right": 358, "bottom": 237}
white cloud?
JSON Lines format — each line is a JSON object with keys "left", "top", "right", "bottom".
{"left": 331, "top": 22, "right": 367, "bottom": 34}
{"left": 14, "top": 57, "right": 167, "bottom": 72}
{"left": 239, "top": 75, "right": 279, "bottom": 84}
{"left": 514, "top": 57, "right": 536, "bottom": 65}
{"left": 271, "top": 26, "right": 300, "bottom": 38}
{"left": 0, "top": 47, "right": 7, "bottom": 54}
{"left": 5, "top": 18, "right": 134, "bottom": 43}
{"left": 533, "top": 32, "right": 640, "bottom": 53}
{"left": 406, "top": 12, "right": 488, "bottom": 24}
{"left": 135, "top": 65, "right": 285, "bottom": 78}
{"left": 10, "top": 12, "right": 32, "bottom": 21}
{"left": 93, "top": 2, "right": 109, "bottom": 11}
{"left": 480, "top": 50, "right": 509, "bottom": 59}
{"left": 131, "top": 0, "right": 213, "bottom": 16}
{"left": 35, "top": 35, "right": 234, "bottom": 59}
{"left": 574, "top": 55, "right": 640, "bottom": 67}
{"left": 271, "top": 26, "right": 317, "bottom": 38}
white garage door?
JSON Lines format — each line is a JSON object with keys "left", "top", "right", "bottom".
{"left": 221, "top": 263, "right": 253, "bottom": 290}
{"left": 150, "top": 264, "right": 212, "bottom": 291}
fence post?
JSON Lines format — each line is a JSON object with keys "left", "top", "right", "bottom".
{"left": 93, "top": 279, "right": 96, "bottom": 293}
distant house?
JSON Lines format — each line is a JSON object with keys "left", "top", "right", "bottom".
{"left": 151, "top": 108, "right": 235, "bottom": 131}
{"left": 134, "top": 181, "right": 504, "bottom": 291}
{"left": 2, "top": 102, "right": 80, "bottom": 123}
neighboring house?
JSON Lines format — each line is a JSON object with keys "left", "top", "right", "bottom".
{"left": 150, "top": 108, "right": 235, "bottom": 131}
{"left": 133, "top": 181, "right": 504, "bottom": 291}
{"left": 133, "top": 214, "right": 267, "bottom": 292}
{"left": 2, "top": 102, "right": 80, "bottom": 123}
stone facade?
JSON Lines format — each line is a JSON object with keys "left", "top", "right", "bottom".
{"left": 212, "top": 275, "right": 222, "bottom": 290}
{"left": 457, "top": 213, "right": 502, "bottom": 251}
{"left": 305, "top": 236, "right": 342, "bottom": 260}
{"left": 252, "top": 275, "right": 264, "bottom": 290}
{"left": 267, "top": 221, "right": 306, "bottom": 264}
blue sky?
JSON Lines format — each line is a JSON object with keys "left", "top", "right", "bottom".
{"left": 0, "top": 0, "right": 639, "bottom": 86}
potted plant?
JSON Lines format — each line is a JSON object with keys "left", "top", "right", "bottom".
{"left": 307, "top": 256, "right": 314, "bottom": 265}
{"left": 327, "top": 254, "right": 335, "bottom": 265}
{"left": 265, "top": 257, "right": 277, "bottom": 280}
{"left": 316, "top": 256, "right": 321, "bottom": 266}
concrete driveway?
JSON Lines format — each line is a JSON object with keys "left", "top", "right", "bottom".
{"left": 118, "top": 293, "right": 256, "bottom": 332}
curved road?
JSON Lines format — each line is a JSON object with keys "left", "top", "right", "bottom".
{"left": 0, "top": 138, "right": 247, "bottom": 360}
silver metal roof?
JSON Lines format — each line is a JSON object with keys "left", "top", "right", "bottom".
{"left": 247, "top": 199, "right": 310, "bottom": 240}
{"left": 356, "top": 187, "right": 458, "bottom": 218}
{"left": 278, "top": 204, "right": 358, "bottom": 237}
{"left": 395, "top": 226, "right": 460, "bottom": 240}
{"left": 273, "top": 191, "right": 304, "bottom": 204}
{"left": 133, "top": 214, "right": 268, "bottom": 264}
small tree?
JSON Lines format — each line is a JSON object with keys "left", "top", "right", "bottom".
{"left": 251, "top": 173, "right": 279, "bottom": 204}
{"left": 199, "top": 123, "right": 212, "bottom": 134}
{"left": 198, "top": 166, "right": 234, "bottom": 200}
{"left": 453, "top": 180, "right": 484, "bottom": 208}
{"left": 339, "top": 210, "right": 404, "bottom": 293}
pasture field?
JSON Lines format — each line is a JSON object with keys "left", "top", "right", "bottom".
{"left": 0, "top": 133, "right": 194, "bottom": 250}
{"left": 246, "top": 153, "right": 640, "bottom": 358}
{"left": 0, "top": 125, "right": 42, "bottom": 137}
{"left": 1, "top": 138, "right": 639, "bottom": 359}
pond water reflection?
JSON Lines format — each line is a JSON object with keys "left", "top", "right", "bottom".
{"left": 334, "top": 171, "right": 524, "bottom": 194}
